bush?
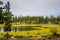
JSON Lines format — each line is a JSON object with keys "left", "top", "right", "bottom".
{"left": 50, "top": 27, "right": 57, "bottom": 36}
{"left": 36, "top": 32, "right": 41, "bottom": 35}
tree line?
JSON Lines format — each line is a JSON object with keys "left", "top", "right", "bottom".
{"left": 13, "top": 15, "right": 60, "bottom": 24}
{"left": 0, "top": 4, "right": 60, "bottom": 24}
{"left": 0, "top": 7, "right": 60, "bottom": 24}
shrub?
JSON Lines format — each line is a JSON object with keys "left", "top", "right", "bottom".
{"left": 50, "top": 27, "right": 57, "bottom": 37}
{"left": 36, "top": 32, "right": 41, "bottom": 35}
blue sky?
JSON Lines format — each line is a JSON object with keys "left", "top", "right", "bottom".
{"left": 0, "top": 0, "right": 60, "bottom": 16}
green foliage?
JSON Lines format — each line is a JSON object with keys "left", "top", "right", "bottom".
{"left": 0, "top": 8, "right": 4, "bottom": 24}
{"left": 0, "top": 1, "right": 13, "bottom": 32}
{"left": 50, "top": 27, "right": 57, "bottom": 35}
{"left": 4, "top": 11, "right": 13, "bottom": 31}
{"left": 36, "top": 32, "right": 41, "bottom": 35}
{"left": 13, "top": 15, "right": 60, "bottom": 24}
{"left": 44, "top": 16, "right": 49, "bottom": 24}
{"left": 3, "top": 1, "right": 13, "bottom": 32}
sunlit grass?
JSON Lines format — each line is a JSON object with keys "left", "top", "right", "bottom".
{"left": 0, "top": 24, "right": 60, "bottom": 38}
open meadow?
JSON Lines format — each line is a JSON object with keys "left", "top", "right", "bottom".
{"left": 0, "top": 24, "right": 60, "bottom": 38}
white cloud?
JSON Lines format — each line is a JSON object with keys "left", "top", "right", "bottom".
{"left": 1, "top": 0, "right": 60, "bottom": 16}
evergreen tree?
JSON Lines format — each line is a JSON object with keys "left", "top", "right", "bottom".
{"left": 0, "top": 8, "right": 4, "bottom": 24}
{"left": 44, "top": 16, "right": 49, "bottom": 24}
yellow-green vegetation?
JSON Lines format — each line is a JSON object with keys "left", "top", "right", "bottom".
{"left": 0, "top": 24, "right": 59, "bottom": 28}
{"left": 11, "top": 24, "right": 60, "bottom": 28}
{"left": 0, "top": 24, "right": 4, "bottom": 28}
{"left": 0, "top": 24, "right": 60, "bottom": 38}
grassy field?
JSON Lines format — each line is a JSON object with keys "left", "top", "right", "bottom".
{"left": 0, "top": 24, "right": 60, "bottom": 38}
